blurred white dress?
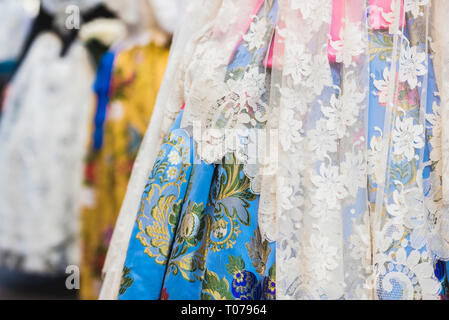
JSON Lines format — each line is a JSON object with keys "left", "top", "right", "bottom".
{"left": 0, "top": 33, "right": 94, "bottom": 274}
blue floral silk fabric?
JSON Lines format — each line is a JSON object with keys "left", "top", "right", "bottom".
{"left": 119, "top": 110, "right": 276, "bottom": 300}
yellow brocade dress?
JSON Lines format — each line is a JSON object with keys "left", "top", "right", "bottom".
{"left": 80, "top": 42, "right": 169, "bottom": 300}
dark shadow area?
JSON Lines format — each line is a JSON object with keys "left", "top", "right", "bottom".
{"left": 0, "top": 268, "right": 78, "bottom": 300}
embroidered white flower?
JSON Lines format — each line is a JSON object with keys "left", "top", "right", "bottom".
{"left": 392, "top": 116, "right": 424, "bottom": 161}
{"left": 329, "top": 22, "right": 366, "bottom": 67}
{"left": 279, "top": 86, "right": 308, "bottom": 116}
{"left": 284, "top": 43, "right": 312, "bottom": 86}
{"left": 80, "top": 186, "right": 96, "bottom": 208}
{"left": 167, "top": 150, "right": 181, "bottom": 165}
{"left": 306, "top": 54, "right": 333, "bottom": 95}
{"left": 311, "top": 162, "right": 348, "bottom": 210}
{"left": 387, "top": 183, "right": 426, "bottom": 250}
{"left": 349, "top": 217, "right": 372, "bottom": 269}
{"left": 243, "top": 16, "right": 269, "bottom": 51}
{"left": 321, "top": 94, "right": 358, "bottom": 139}
{"left": 374, "top": 68, "right": 391, "bottom": 106}
{"left": 399, "top": 45, "right": 427, "bottom": 89}
{"left": 426, "top": 102, "right": 442, "bottom": 175}
{"left": 278, "top": 176, "right": 294, "bottom": 211}
{"left": 367, "top": 129, "right": 384, "bottom": 184}
{"left": 241, "top": 66, "right": 267, "bottom": 110}
{"left": 290, "top": 0, "right": 332, "bottom": 28}
{"left": 378, "top": 248, "right": 440, "bottom": 300}
{"left": 167, "top": 167, "right": 178, "bottom": 180}
{"left": 308, "top": 195, "right": 338, "bottom": 220}
{"left": 340, "top": 150, "right": 366, "bottom": 198}
{"left": 340, "top": 73, "right": 367, "bottom": 112}
{"left": 227, "top": 66, "right": 266, "bottom": 117}
{"left": 290, "top": 0, "right": 318, "bottom": 18}
{"left": 308, "top": 119, "right": 338, "bottom": 160}
{"left": 304, "top": 234, "right": 339, "bottom": 281}
{"left": 279, "top": 108, "right": 303, "bottom": 151}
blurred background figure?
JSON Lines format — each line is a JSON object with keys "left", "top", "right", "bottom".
{"left": 0, "top": 0, "right": 179, "bottom": 299}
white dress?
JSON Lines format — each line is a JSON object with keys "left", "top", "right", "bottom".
{"left": 0, "top": 33, "right": 95, "bottom": 274}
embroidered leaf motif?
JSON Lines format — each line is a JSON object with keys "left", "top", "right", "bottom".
{"left": 226, "top": 255, "right": 246, "bottom": 275}
{"left": 268, "top": 263, "right": 276, "bottom": 279}
{"left": 201, "top": 269, "right": 234, "bottom": 300}
{"left": 169, "top": 201, "right": 182, "bottom": 226}
{"left": 245, "top": 228, "right": 272, "bottom": 276}
{"left": 136, "top": 190, "right": 181, "bottom": 265}
{"left": 119, "top": 266, "right": 134, "bottom": 296}
{"left": 209, "top": 155, "right": 256, "bottom": 252}
{"left": 220, "top": 197, "right": 251, "bottom": 226}
{"left": 369, "top": 31, "right": 394, "bottom": 62}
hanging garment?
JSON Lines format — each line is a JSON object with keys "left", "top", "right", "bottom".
{"left": 102, "top": 0, "right": 449, "bottom": 300}
{"left": 80, "top": 42, "right": 169, "bottom": 299}
{"left": 0, "top": 33, "right": 95, "bottom": 274}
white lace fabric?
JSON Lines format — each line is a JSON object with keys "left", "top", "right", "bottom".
{"left": 181, "top": 0, "right": 277, "bottom": 195}
{"left": 267, "top": 0, "right": 370, "bottom": 299}
{"left": 0, "top": 33, "right": 95, "bottom": 274}
{"left": 271, "top": 0, "right": 448, "bottom": 300}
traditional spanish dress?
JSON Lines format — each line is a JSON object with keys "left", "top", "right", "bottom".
{"left": 105, "top": 0, "right": 449, "bottom": 300}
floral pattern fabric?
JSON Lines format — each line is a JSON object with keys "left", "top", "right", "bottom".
{"left": 119, "top": 111, "right": 276, "bottom": 300}
{"left": 367, "top": 18, "right": 443, "bottom": 300}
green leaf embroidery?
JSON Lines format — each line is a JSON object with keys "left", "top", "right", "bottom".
{"left": 226, "top": 255, "right": 245, "bottom": 276}
{"left": 119, "top": 266, "right": 134, "bottom": 296}
{"left": 201, "top": 269, "right": 234, "bottom": 300}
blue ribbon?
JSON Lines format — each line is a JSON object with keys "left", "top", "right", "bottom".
{"left": 92, "top": 51, "right": 115, "bottom": 150}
